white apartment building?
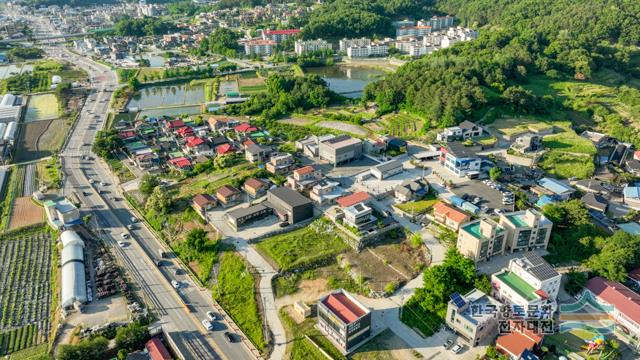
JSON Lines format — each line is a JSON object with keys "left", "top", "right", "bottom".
{"left": 346, "top": 43, "right": 388, "bottom": 58}
{"left": 499, "top": 209, "right": 553, "bottom": 253}
{"left": 339, "top": 38, "right": 371, "bottom": 52}
{"left": 396, "top": 25, "right": 432, "bottom": 38}
{"left": 295, "top": 39, "right": 332, "bottom": 55}
{"left": 243, "top": 39, "right": 276, "bottom": 56}
{"left": 417, "top": 15, "right": 455, "bottom": 30}
{"left": 492, "top": 253, "right": 562, "bottom": 315}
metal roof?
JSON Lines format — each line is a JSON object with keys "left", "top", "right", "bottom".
{"left": 268, "top": 187, "right": 312, "bottom": 208}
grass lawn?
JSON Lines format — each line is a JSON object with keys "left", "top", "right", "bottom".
{"left": 542, "top": 126, "right": 596, "bottom": 155}
{"left": 279, "top": 306, "right": 346, "bottom": 360}
{"left": 25, "top": 94, "right": 59, "bottom": 122}
{"left": 255, "top": 219, "right": 349, "bottom": 271}
{"left": 239, "top": 84, "right": 267, "bottom": 94}
{"left": 213, "top": 252, "right": 266, "bottom": 352}
{"left": 106, "top": 158, "right": 136, "bottom": 183}
{"left": 539, "top": 152, "right": 594, "bottom": 179}
{"left": 36, "top": 157, "right": 61, "bottom": 189}
{"left": 137, "top": 67, "right": 165, "bottom": 82}
{"left": 176, "top": 162, "right": 261, "bottom": 198}
{"left": 395, "top": 198, "right": 438, "bottom": 215}
{"left": 400, "top": 300, "right": 442, "bottom": 338}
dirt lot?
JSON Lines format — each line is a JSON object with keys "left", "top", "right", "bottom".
{"left": 278, "top": 117, "right": 315, "bottom": 126}
{"left": 13, "top": 120, "right": 53, "bottom": 162}
{"left": 37, "top": 118, "right": 72, "bottom": 153}
{"left": 9, "top": 197, "right": 44, "bottom": 230}
{"left": 238, "top": 76, "right": 265, "bottom": 87}
{"left": 316, "top": 120, "right": 368, "bottom": 137}
{"left": 276, "top": 278, "right": 329, "bottom": 309}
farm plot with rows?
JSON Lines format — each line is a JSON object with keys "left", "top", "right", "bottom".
{"left": 379, "top": 112, "right": 425, "bottom": 138}
{"left": 0, "top": 226, "right": 55, "bottom": 356}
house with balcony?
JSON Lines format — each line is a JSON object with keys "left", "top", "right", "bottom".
{"left": 266, "top": 153, "right": 294, "bottom": 175}
{"left": 436, "top": 121, "right": 483, "bottom": 142}
{"left": 287, "top": 166, "right": 322, "bottom": 192}
{"left": 433, "top": 201, "right": 471, "bottom": 231}
{"left": 445, "top": 289, "right": 500, "bottom": 347}
{"left": 439, "top": 142, "right": 482, "bottom": 178}
{"left": 491, "top": 253, "right": 561, "bottom": 315}
{"left": 309, "top": 180, "right": 343, "bottom": 205}
{"left": 343, "top": 203, "right": 375, "bottom": 231}
{"left": 457, "top": 218, "right": 507, "bottom": 262}
{"left": 499, "top": 209, "right": 553, "bottom": 253}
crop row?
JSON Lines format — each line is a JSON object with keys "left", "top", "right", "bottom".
{"left": 0, "top": 322, "right": 44, "bottom": 355}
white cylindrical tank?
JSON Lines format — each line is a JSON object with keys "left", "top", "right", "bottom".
{"left": 0, "top": 94, "right": 16, "bottom": 107}
{"left": 3, "top": 122, "right": 17, "bottom": 142}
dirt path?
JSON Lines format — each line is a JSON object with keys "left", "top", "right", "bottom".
{"left": 274, "top": 279, "right": 328, "bottom": 309}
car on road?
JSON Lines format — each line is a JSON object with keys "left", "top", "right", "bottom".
{"left": 171, "top": 280, "right": 180, "bottom": 289}
{"left": 279, "top": 222, "right": 290, "bottom": 228}
{"left": 127, "top": 224, "right": 135, "bottom": 230}
{"left": 201, "top": 319, "right": 213, "bottom": 331}
{"left": 117, "top": 241, "right": 127, "bottom": 248}
{"left": 121, "top": 233, "right": 129, "bottom": 239}
{"left": 443, "top": 339, "right": 454, "bottom": 349}
{"left": 206, "top": 311, "right": 217, "bottom": 321}
{"left": 100, "top": 181, "right": 107, "bottom": 186}
{"left": 130, "top": 217, "right": 138, "bottom": 223}
{"left": 451, "top": 344, "right": 463, "bottom": 354}
{"left": 224, "top": 332, "right": 235, "bottom": 343}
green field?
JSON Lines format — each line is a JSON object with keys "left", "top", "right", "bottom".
{"left": 255, "top": 219, "right": 349, "bottom": 271}
{"left": 279, "top": 307, "right": 346, "bottom": 360}
{"left": 542, "top": 124, "right": 596, "bottom": 155}
{"left": 395, "top": 198, "right": 439, "bottom": 215}
{"left": 24, "top": 94, "right": 59, "bottom": 122}
{"left": 539, "top": 152, "right": 594, "bottom": 179}
{"left": 213, "top": 253, "right": 266, "bottom": 352}
{"left": 380, "top": 112, "right": 425, "bottom": 138}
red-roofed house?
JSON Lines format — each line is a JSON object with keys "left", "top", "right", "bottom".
{"left": 433, "top": 201, "right": 470, "bottom": 231}
{"left": 243, "top": 178, "right": 269, "bottom": 198}
{"left": 118, "top": 130, "right": 137, "bottom": 141}
{"left": 165, "top": 119, "right": 185, "bottom": 133}
{"left": 216, "top": 143, "right": 235, "bottom": 155}
{"left": 183, "top": 136, "right": 213, "bottom": 156}
{"left": 496, "top": 321, "right": 543, "bottom": 359}
{"left": 234, "top": 123, "right": 258, "bottom": 135}
{"left": 318, "top": 289, "right": 372, "bottom": 354}
{"left": 176, "top": 126, "right": 195, "bottom": 138}
{"left": 145, "top": 337, "right": 172, "bottom": 360}
{"left": 584, "top": 276, "right": 640, "bottom": 338}
{"left": 336, "top": 192, "right": 372, "bottom": 208}
{"left": 168, "top": 157, "right": 192, "bottom": 171}
{"left": 287, "top": 165, "right": 322, "bottom": 192}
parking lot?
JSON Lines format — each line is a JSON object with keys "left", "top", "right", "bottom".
{"left": 451, "top": 180, "right": 515, "bottom": 213}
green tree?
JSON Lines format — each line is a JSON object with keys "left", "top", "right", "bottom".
{"left": 58, "top": 336, "right": 108, "bottom": 360}
{"left": 489, "top": 167, "right": 502, "bottom": 181}
{"left": 564, "top": 268, "right": 587, "bottom": 296}
{"left": 115, "top": 322, "right": 149, "bottom": 352}
{"left": 587, "top": 231, "right": 640, "bottom": 282}
{"left": 145, "top": 186, "right": 172, "bottom": 215}
{"left": 185, "top": 228, "right": 208, "bottom": 251}
{"left": 139, "top": 174, "right": 160, "bottom": 196}
{"left": 93, "top": 130, "right": 124, "bottom": 159}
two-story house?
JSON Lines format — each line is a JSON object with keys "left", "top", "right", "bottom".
{"left": 433, "top": 201, "right": 471, "bottom": 231}
{"left": 266, "top": 153, "right": 294, "bottom": 175}
{"left": 287, "top": 166, "right": 322, "bottom": 192}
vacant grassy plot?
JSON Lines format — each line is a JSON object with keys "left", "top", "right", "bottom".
{"left": 136, "top": 67, "right": 164, "bottom": 82}
{"left": 0, "top": 225, "right": 54, "bottom": 356}
{"left": 213, "top": 253, "right": 266, "bottom": 352}
{"left": 255, "top": 220, "right": 349, "bottom": 271}
{"left": 24, "top": 94, "right": 59, "bottom": 122}
{"left": 37, "top": 118, "right": 71, "bottom": 153}
{"left": 177, "top": 162, "right": 260, "bottom": 198}
{"left": 542, "top": 128, "right": 596, "bottom": 155}
{"left": 380, "top": 112, "right": 425, "bottom": 138}
{"left": 539, "top": 152, "right": 595, "bottom": 179}
{"left": 106, "top": 158, "right": 136, "bottom": 183}
{"left": 395, "top": 198, "right": 438, "bottom": 215}
{"left": 35, "top": 157, "right": 60, "bottom": 190}
{"left": 13, "top": 121, "right": 52, "bottom": 163}
{"left": 487, "top": 116, "right": 554, "bottom": 138}
{"left": 279, "top": 306, "right": 346, "bottom": 360}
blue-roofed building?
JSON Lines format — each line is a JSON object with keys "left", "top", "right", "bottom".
{"left": 445, "top": 289, "right": 501, "bottom": 347}
{"left": 624, "top": 185, "right": 640, "bottom": 210}
{"left": 536, "top": 178, "right": 575, "bottom": 200}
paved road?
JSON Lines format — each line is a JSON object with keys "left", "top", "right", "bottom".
{"left": 45, "top": 44, "right": 256, "bottom": 360}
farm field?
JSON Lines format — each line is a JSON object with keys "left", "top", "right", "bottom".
{"left": 13, "top": 121, "right": 53, "bottom": 163}
{"left": 36, "top": 118, "right": 71, "bottom": 154}
{"left": 35, "top": 158, "right": 61, "bottom": 190}
{"left": 484, "top": 116, "right": 554, "bottom": 138}
{"left": 8, "top": 198, "right": 43, "bottom": 230}
{"left": 238, "top": 73, "right": 266, "bottom": 95}
{"left": 379, "top": 112, "right": 425, "bottom": 138}
{"left": 255, "top": 219, "right": 349, "bottom": 272}
{"left": 24, "top": 94, "right": 59, "bottom": 122}
{"left": 0, "top": 225, "right": 55, "bottom": 357}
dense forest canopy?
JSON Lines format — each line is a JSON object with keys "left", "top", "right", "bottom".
{"left": 362, "top": 0, "right": 640, "bottom": 127}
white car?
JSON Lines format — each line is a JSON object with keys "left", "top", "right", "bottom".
{"left": 121, "top": 233, "right": 129, "bottom": 239}
{"left": 171, "top": 280, "right": 180, "bottom": 289}
{"left": 451, "top": 344, "right": 463, "bottom": 354}
{"left": 127, "top": 224, "right": 135, "bottom": 230}
{"left": 117, "top": 241, "right": 127, "bottom": 248}
{"left": 130, "top": 217, "right": 138, "bottom": 223}
{"left": 88, "top": 179, "right": 95, "bottom": 184}
{"left": 201, "top": 319, "right": 213, "bottom": 331}
{"left": 100, "top": 181, "right": 107, "bottom": 186}
{"left": 206, "top": 311, "right": 217, "bottom": 321}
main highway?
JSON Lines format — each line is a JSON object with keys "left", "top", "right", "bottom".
{"left": 46, "top": 45, "right": 256, "bottom": 360}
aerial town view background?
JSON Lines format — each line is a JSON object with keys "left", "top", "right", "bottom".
{"left": 1, "top": 0, "right": 640, "bottom": 359}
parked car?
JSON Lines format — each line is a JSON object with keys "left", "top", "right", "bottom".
{"left": 171, "top": 280, "right": 180, "bottom": 289}
{"left": 451, "top": 344, "right": 463, "bottom": 354}
{"left": 100, "top": 181, "right": 107, "bottom": 186}
{"left": 130, "top": 217, "right": 138, "bottom": 223}
{"left": 120, "top": 233, "right": 129, "bottom": 239}
{"left": 443, "top": 339, "right": 454, "bottom": 349}
{"left": 117, "top": 241, "right": 127, "bottom": 248}
{"left": 127, "top": 224, "right": 134, "bottom": 230}
{"left": 279, "top": 222, "right": 290, "bottom": 228}
{"left": 201, "top": 319, "right": 213, "bottom": 331}
{"left": 224, "top": 332, "right": 235, "bottom": 343}
{"left": 206, "top": 311, "right": 217, "bottom": 321}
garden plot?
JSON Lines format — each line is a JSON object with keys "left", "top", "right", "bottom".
{"left": 379, "top": 112, "right": 425, "bottom": 138}
{"left": 8, "top": 198, "right": 43, "bottom": 230}
{"left": 238, "top": 73, "right": 266, "bottom": 94}
{"left": 0, "top": 226, "right": 54, "bottom": 357}
{"left": 24, "top": 94, "right": 59, "bottom": 122}
{"left": 13, "top": 120, "right": 53, "bottom": 162}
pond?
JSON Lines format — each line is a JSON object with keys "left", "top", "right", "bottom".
{"left": 126, "top": 83, "right": 205, "bottom": 111}
{"left": 305, "top": 65, "right": 386, "bottom": 98}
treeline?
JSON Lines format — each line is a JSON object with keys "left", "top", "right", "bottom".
{"left": 6, "top": 47, "right": 43, "bottom": 62}
{"left": 191, "top": 28, "right": 241, "bottom": 58}
{"left": 224, "top": 73, "right": 336, "bottom": 119}
{"left": 363, "top": 0, "right": 640, "bottom": 127}
{"left": 114, "top": 16, "right": 176, "bottom": 37}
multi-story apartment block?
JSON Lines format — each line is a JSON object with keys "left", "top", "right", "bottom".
{"left": 265, "top": 153, "right": 294, "bottom": 175}
{"left": 499, "top": 209, "right": 553, "bottom": 253}
{"left": 339, "top": 38, "right": 371, "bottom": 52}
{"left": 294, "top": 39, "right": 332, "bottom": 55}
{"left": 457, "top": 218, "right": 507, "bottom": 262}
{"left": 319, "top": 135, "right": 363, "bottom": 166}
{"left": 346, "top": 43, "right": 388, "bottom": 58}
{"left": 446, "top": 289, "right": 501, "bottom": 347}
{"left": 417, "top": 15, "right": 455, "bottom": 30}
{"left": 262, "top": 28, "right": 300, "bottom": 43}
{"left": 318, "top": 289, "right": 372, "bottom": 354}
{"left": 439, "top": 142, "right": 482, "bottom": 177}
{"left": 491, "top": 253, "right": 562, "bottom": 315}
{"left": 242, "top": 39, "right": 276, "bottom": 56}
{"left": 396, "top": 25, "right": 432, "bottom": 38}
